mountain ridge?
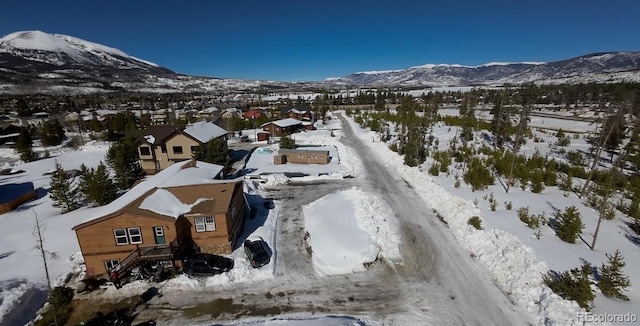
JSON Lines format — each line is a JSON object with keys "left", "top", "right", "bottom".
{"left": 332, "top": 51, "right": 640, "bottom": 87}
{"left": 0, "top": 30, "right": 638, "bottom": 94}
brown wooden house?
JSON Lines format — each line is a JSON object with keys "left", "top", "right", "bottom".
{"left": 71, "top": 160, "right": 247, "bottom": 276}
{"left": 260, "top": 118, "right": 303, "bottom": 136}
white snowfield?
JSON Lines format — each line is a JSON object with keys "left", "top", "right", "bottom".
{"left": 0, "top": 30, "right": 158, "bottom": 67}
{"left": 341, "top": 113, "right": 607, "bottom": 326}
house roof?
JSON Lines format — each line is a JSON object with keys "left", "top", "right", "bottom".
{"left": 183, "top": 121, "right": 228, "bottom": 143}
{"left": 278, "top": 148, "right": 329, "bottom": 155}
{"left": 71, "top": 160, "right": 230, "bottom": 230}
{"left": 137, "top": 125, "right": 182, "bottom": 145}
{"left": 261, "top": 118, "right": 302, "bottom": 128}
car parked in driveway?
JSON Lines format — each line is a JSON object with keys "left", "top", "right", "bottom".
{"left": 182, "top": 253, "right": 234, "bottom": 276}
{"left": 244, "top": 237, "right": 271, "bottom": 268}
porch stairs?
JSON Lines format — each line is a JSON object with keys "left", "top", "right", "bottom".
{"left": 109, "top": 238, "right": 179, "bottom": 284}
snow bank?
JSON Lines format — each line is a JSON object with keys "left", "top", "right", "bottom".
{"left": 303, "top": 187, "right": 401, "bottom": 276}
{"left": 342, "top": 112, "right": 600, "bottom": 326}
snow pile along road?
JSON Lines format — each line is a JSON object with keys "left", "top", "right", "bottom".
{"left": 342, "top": 112, "right": 598, "bottom": 326}
{"left": 303, "top": 187, "right": 401, "bottom": 276}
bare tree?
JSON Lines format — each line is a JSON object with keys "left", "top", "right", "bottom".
{"left": 33, "top": 210, "right": 60, "bottom": 326}
{"left": 579, "top": 104, "right": 623, "bottom": 198}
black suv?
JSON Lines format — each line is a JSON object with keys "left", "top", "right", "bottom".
{"left": 182, "top": 253, "right": 234, "bottom": 276}
{"left": 243, "top": 237, "right": 271, "bottom": 268}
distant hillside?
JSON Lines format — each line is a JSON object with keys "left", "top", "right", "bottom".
{"left": 330, "top": 52, "right": 640, "bottom": 87}
{"left": 0, "top": 31, "right": 285, "bottom": 94}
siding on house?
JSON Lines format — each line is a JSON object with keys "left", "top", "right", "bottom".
{"left": 75, "top": 213, "right": 176, "bottom": 275}
{"left": 72, "top": 178, "right": 246, "bottom": 277}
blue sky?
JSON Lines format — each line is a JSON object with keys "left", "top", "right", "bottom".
{"left": 1, "top": 0, "right": 639, "bottom": 81}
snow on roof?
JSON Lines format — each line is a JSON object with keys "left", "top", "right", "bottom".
{"left": 261, "top": 118, "right": 302, "bottom": 128}
{"left": 72, "top": 160, "right": 225, "bottom": 228}
{"left": 143, "top": 135, "right": 155, "bottom": 144}
{"left": 138, "top": 188, "right": 211, "bottom": 218}
{"left": 183, "top": 121, "right": 228, "bottom": 143}
{"left": 201, "top": 107, "right": 219, "bottom": 113}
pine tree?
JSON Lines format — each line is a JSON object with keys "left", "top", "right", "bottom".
{"left": 279, "top": 134, "right": 295, "bottom": 149}
{"left": 597, "top": 250, "right": 631, "bottom": 300}
{"left": 490, "top": 97, "right": 511, "bottom": 148}
{"left": 554, "top": 205, "right": 584, "bottom": 243}
{"left": 49, "top": 161, "right": 82, "bottom": 213}
{"left": 543, "top": 263, "right": 594, "bottom": 311}
{"left": 40, "top": 119, "right": 65, "bottom": 146}
{"left": 15, "top": 126, "right": 38, "bottom": 162}
{"left": 79, "top": 162, "right": 117, "bottom": 206}
{"left": 106, "top": 140, "right": 145, "bottom": 190}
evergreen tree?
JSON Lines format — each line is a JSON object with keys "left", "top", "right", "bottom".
{"left": 39, "top": 119, "right": 65, "bottom": 146}
{"left": 597, "top": 250, "right": 631, "bottom": 300}
{"left": 15, "top": 126, "right": 38, "bottom": 162}
{"left": 106, "top": 140, "right": 145, "bottom": 189}
{"left": 192, "top": 137, "right": 231, "bottom": 170}
{"left": 49, "top": 161, "right": 82, "bottom": 213}
{"left": 490, "top": 97, "right": 511, "bottom": 148}
{"left": 543, "top": 264, "right": 595, "bottom": 311}
{"left": 279, "top": 134, "right": 296, "bottom": 149}
{"left": 79, "top": 162, "right": 117, "bottom": 206}
{"left": 602, "top": 112, "right": 626, "bottom": 160}
{"left": 554, "top": 206, "right": 584, "bottom": 243}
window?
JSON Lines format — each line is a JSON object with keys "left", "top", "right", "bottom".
{"left": 190, "top": 146, "right": 199, "bottom": 154}
{"left": 128, "top": 227, "right": 142, "bottom": 244}
{"left": 297, "top": 154, "right": 304, "bottom": 159}
{"left": 104, "top": 259, "right": 120, "bottom": 271}
{"left": 139, "top": 146, "right": 151, "bottom": 156}
{"left": 231, "top": 203, "right": 237, "bottom": 220}
{"left": 173, "top": 146, "right": 183, "bottom": 154}
{"left": 195, "top": 216, "right": 216, "bottom": 232}
{"left": 161, "top": 145, "right": 167, "bottom": 153}
{"left": 114, "top": 229, "right": 128, "bottom": 245}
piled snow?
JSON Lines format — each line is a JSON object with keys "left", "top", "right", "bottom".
{"left": 303, "top": 187, "right": 401, "bottom": 276}
{"left": 342, "top": 113, "right": 598, "bottom": 326}
{"left": 143, "top": 134, "right": 155, "bottom": 144}
{"left": 138, "top": 189, "right": 211, "bottom": 218}
{"left": 262, "top": 173, "right": 290, "bottom": 186}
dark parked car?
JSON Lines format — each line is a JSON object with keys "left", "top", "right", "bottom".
{"left": 182, "top": 253, "right": 234, "bottom": 276}
{"left": 244, "top": 237, "right": 271, "bottom": 268}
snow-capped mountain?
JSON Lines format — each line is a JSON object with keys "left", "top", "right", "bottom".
{"left": 0, "top": 31, "right": 284, "bottom": 94}
{"left": 332, "top": 52, "right": 640, "bottom": 87}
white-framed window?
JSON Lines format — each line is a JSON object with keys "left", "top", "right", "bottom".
{"left": 128, "top": 227, "right": 142, "bottom": 244}
{"left": 104, "top": 259, "right": 120, "bottom": 271}
{"left": 114, "top": 229, "right": 128, "bottom": 245}
{"left": 195, "top": 216, "right": 216, "bottom": 232}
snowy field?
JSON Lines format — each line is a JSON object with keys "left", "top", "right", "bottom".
{"left": 344, "top": 111, "right": 639, "bottom": 325}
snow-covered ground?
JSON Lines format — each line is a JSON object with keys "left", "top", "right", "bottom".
{"left": 243, "top": 124, "right": 360, "bottom": 178}
{"left": 344, "top": 111, "right": 640, "bottom": 325}
{"left": 0, "top": 142, "right": 111, "bottom": 322}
